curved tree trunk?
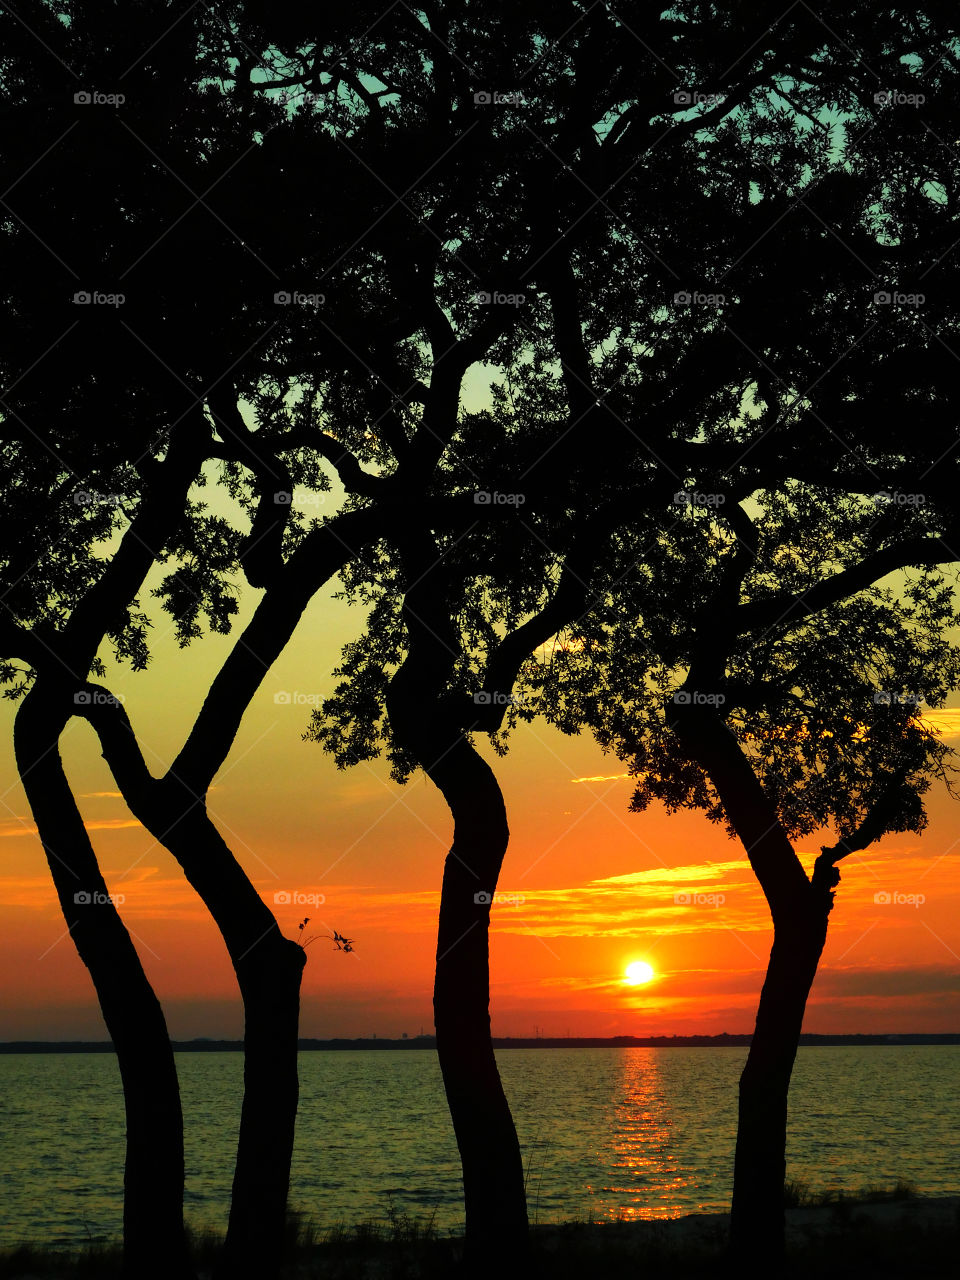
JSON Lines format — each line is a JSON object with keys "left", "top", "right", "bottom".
{"left": 131, "top": 801, "right": 305, "bottom": 1280}
{"left": 14, "top": 690, "right": 193, "bottom": 1280}
{"left": 730, "top": 908, "right": 830, "bottom": 1259}
{"left": 432, "top": 737, "right": 528, "bottom": 1261}
{"left": 386, "top": 528, "right": 529, "bottom": 1263}
{"left": 669, "top": 700, "right": 829, "bottom": 1264}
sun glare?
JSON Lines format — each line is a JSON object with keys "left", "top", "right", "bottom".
{"left": 624, "top": 960, "right": 655, "bottom": 985}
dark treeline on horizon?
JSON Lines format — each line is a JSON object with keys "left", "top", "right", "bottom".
{"left": 3, "top": 1032, "right": 959, "bottom": 1053}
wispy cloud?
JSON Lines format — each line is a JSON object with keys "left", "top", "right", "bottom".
{"left": 920, "top": 708, "right": 960, "bottom": 740}
{"left": 570, "top": 773, "right": 631, "bottom": 784}
{"left": 595, "top": 860, "right": 747, "bottom": 887}
{"left": 0, "top": 817, "right": 142, "bottom": 838}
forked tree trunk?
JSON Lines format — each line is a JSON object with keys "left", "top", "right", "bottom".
{"left": 432, "top": 738, "right": 528, "bottom": 1263}
{"left": 14, "top": 690, "right": 193, "bottom": 1280}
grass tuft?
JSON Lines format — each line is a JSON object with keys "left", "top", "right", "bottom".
{"left": 785, "top": 1179, "right": 919, "bottom": 1208}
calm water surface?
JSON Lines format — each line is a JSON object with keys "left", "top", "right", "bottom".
{"left": 1, "top": 1046, "right": 957, "bottom": 1247}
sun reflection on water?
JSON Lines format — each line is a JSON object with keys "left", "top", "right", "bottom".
{"left": 591, "top": 1048, "right": 698, "bottom": 1221}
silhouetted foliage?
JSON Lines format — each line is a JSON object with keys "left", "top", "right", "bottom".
{"left": 6, "top": 2, "right": 960, "bottom": 1274}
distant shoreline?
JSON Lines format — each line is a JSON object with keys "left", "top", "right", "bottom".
{"left": 1, "top": 1032, "right": 958, "bottom": 1053}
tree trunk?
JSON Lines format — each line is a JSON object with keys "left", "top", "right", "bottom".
{"left": 14, "top": 691, "right": 193, "bottom": 1280}
{"left": 87, "top": 700, "right": 313, "bottom": 1278}
{"left": 667, "top": 700, "right": 831, "bottom": 1264}
{"left": 730, "top": 907, "right": 830, "bottom": 1260}
{"left": 386, "top": 529, "right": 528, "bottom": 1263}
{"left": 138, "top": 803, "right": 305, "bottom": 1280}
{"left": 432, "top": 739, "right": 529, "bottom": 1264}
{"left": 217, "top": 940, "right": 305, "bottom": 1280}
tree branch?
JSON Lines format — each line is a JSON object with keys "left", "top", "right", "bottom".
{"left": 735, "top": 528, "right": 960, "bottom": 636}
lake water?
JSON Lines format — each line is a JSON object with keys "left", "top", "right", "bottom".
{"left": 1, "top": 1046, "right": 958, "bottom": 1248}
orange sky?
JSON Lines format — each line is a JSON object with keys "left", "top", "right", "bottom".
{"left": 2, "top": 557, "right": 959, "bottom": 1042}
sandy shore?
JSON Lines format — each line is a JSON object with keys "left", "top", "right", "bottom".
{"left": 533, "top": 1194, "right": 960, "bottom": 1252}
{"left": 4, "top": 1197, "right": 957, "bottom": 1279}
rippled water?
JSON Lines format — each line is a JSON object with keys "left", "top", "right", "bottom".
{"left": 1, "top": 1046, "right": 958, "bottom": 1247}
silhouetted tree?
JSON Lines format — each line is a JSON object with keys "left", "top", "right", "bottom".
{"left": 297, "top": 6, "right": 960, "bottom": 1260}
{"left": 0, "top": 5, "right": 412, "bottom": 1274}
{"left": 528, "top": 487, "right": 960, "bottom": 1259}
{"left": 6, "top": 3, "right": 960, "bottom": 1273}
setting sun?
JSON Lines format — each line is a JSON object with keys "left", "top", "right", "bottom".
{"left": 624, "top": 960, "right": 655, "bottom": 985}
